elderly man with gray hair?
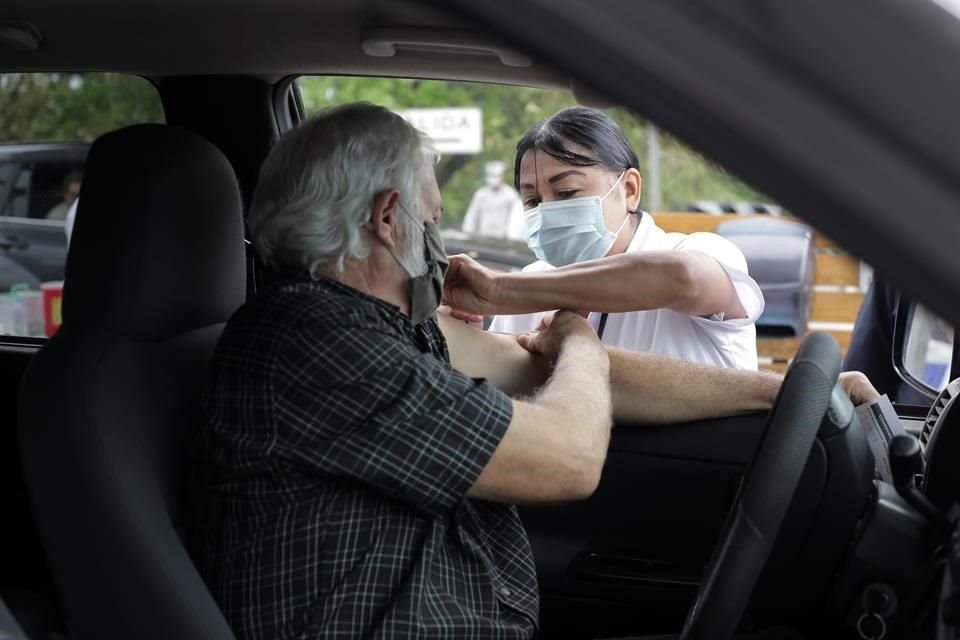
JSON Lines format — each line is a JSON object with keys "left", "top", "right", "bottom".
{"left": 187, "top": 101, "right": 874, "bottom": 640}
{"left": 188, "top": 101, "right": 610, "bottom": 640}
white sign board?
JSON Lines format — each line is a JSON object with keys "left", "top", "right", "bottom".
{"left": 398, "top": 107, "right": 482, "bottom": 155}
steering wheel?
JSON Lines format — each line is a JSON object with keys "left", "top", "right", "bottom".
{"left": 681, "top": 332, "right": 841, "bottom": 640}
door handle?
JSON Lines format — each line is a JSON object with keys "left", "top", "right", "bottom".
{"left": 0, "top": 235, "right": 29, "bottom": 251}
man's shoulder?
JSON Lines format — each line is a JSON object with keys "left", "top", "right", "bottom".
{"left": 223, "top": 278, "right": 404, "bottom": 350}
{"left": 274, "top": 279, "right": 374, "bottom": 323}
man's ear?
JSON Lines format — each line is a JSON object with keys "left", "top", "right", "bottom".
{"left": 624, "top": 168, "right": 643, "bottom": 212}
{"left": 369, "top": 189, "right": 402, "bottom": 248}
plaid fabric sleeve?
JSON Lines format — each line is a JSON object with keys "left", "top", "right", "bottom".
{"left": 274, "top": 320, "right": 514, "bottom": 517}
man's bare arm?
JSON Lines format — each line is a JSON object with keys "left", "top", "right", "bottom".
{"left": 438, "top": 312, "right": 551, "bottom": 397}
{"left": 441, "top": 311, "right": 879, "bottom": 425}
{"left": 441, "top": 311, "right": 780, "bottom": 421}
{"left": 516, "top": 316, "right": 781, "bottom": 423}
{"left": 515, "top": 318, "right": 880, "bottom": 422}
{"left": 605, "top": 347, "right": 781, "bottom": 424}
{"left": 606, "top": 355, "right": 880, "bottom": 424}
{"left": 466, "top": 312, "right": 613, "bottom": 503}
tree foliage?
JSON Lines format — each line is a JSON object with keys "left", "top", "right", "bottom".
{"left": 0, "top": 73, "right": 163, "bottom": 142}
{"left": 0, "top": 72, "right": 766, "bottom": 224}
{"left": 298, "top": 76, "right": 765, "bottom": 223}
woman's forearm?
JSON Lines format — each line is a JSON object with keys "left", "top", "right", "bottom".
{"left": 496, "top": 252, "right": 693, "bottom": 314}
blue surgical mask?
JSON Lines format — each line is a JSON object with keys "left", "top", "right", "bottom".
{"left": 525, "top": 171, "right": 626, "bottom": 267}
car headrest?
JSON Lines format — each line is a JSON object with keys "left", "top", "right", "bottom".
{"left": 62, "top": 123, "right": 245, "bottom": 341}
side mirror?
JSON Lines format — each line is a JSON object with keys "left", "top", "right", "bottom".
{"left": 893, "top": 298, "right": 956, "bottom": 400}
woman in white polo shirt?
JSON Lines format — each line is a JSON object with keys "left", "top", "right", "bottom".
{"left": 444, "top": 106, "right": 764, "bottom": 370}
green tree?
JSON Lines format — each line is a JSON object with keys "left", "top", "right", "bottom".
{"left": 298, "top": 76, "right": 767, "bottom": 226}
{"left": 298, "top": 76, "right": 581, "bottom": 223}
{"left": 0, "top": 72, "right": 766, "bottom": 223}
{"left": 0, "top": 73, "right": 163, "bottom": 142}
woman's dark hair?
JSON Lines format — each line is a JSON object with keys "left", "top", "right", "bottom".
{"left": 514, "top": 106, "right": 640, "bottom": 190}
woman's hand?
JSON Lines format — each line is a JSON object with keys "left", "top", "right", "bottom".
{"left": 442, "top": 254, "right": 503, "bottom": 317}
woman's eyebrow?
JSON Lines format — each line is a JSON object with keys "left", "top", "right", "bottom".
{"left": 520, "top": 168, "right": 587, "bottom": 191}
{"left": 547, "top": 169, "right": 587, "bottom": 183}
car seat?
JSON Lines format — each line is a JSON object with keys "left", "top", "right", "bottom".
{"left": 17, "top": 124, "right": 244, "bottom": 640}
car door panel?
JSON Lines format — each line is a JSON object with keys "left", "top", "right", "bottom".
{"left": 520, "top": 412, "right": 768, "bottom": 637}
{"left": 0, "top": 345, "right": 61, "bottom": 631}
{"left": 0, "top": 218, "right": 67, "bottom": 287}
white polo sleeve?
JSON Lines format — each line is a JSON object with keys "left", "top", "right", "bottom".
{"left": 674, "top": 232, "right": 765, "bottom": 328}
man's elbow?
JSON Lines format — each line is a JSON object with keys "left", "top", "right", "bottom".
{"left": 568, "top": 463, "right": 604, "bottom": 500}
{"left": 561, "top": 444, "right": 607, "bottom": 500}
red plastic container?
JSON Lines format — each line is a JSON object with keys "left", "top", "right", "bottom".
{"left": 41, "top": 281, "right": 64, "bottom": 337}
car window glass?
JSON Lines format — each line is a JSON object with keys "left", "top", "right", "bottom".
{"left": 0, "top": 73, "right": 164, "bottom": 339}
{"left": 0, "top": 165, "right": 29, "bottom": 218}
{"left": 296, "top": 76, "right": 883, "bottom": 376}
{"left": 0, "top": 162, "right": 14, "bottom": 201}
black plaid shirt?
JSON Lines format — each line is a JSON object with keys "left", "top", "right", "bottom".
{"left": 187, "top": 274, "right": 538, "bottom": 639}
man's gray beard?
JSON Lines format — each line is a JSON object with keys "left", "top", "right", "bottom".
{"left": 399, "top": 213, "right": 428, "bottom": 277}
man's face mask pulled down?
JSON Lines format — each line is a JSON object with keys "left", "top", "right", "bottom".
{"left": 525, "top": 171, "right": 627, "bottom": 267}
{"left": 383, "top": 204, "right": 449, "bottom": 325}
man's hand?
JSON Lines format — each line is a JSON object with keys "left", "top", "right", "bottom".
{"left": 839, "top": 371, "right": 881, "bottom": 406}
{"left": 516, "top": 310, "right": 599, "bottom": 361}
{"left": 442, "top": 254, "right": 502, "bottom": 317}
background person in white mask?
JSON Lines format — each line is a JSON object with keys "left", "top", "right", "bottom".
{"left": 444, "top": 106, "right": 764, "bottom": 370}
{"left": 460, "top": 160, "right": 526, "bottom": 241}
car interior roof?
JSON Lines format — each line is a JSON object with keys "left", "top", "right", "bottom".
{"left": 0, "top": 0, "right": 572, "bottom": 90}
{"left": 9, "top": 0, "right": 960, "bottom": 328}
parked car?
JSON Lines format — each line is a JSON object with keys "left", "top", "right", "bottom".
{"left": 0, "top": 142, "right": 86, "bottom": 290}
{"left": 440, "top": 229, "right": 533, "bottom": 273}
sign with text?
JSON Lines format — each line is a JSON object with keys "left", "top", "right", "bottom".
{"left": 398, "top": 107, "right": 482, "bottom": 154}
